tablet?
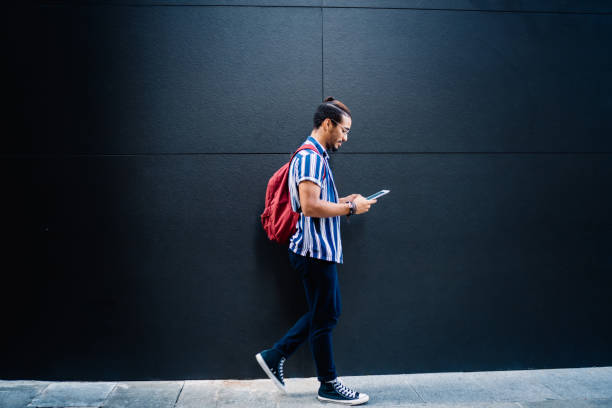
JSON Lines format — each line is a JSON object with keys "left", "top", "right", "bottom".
{"left": 367, "top": 190, "right": 390, "bottom": 200}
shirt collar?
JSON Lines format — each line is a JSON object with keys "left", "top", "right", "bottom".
{"left": 307, "top": 136, "right": 329, "bottom": 160}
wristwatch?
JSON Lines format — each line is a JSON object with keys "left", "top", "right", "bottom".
{"left": 347, "top": 201, "right": 356, "bottom": 216}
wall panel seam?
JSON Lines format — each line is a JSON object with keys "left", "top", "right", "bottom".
{"left": 3, "top": 152, "right": 612, "bottom": 157}
{"left": 25, "top": 3, "right": 612, "bottom": 15}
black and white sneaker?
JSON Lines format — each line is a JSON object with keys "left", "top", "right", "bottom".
{"left": 317, "top": 377, "right": 369, "bottom": 405}
{"left": 255, "top": 348, "right": 287, "bottom": 393}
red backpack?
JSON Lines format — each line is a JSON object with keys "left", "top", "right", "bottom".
{"left": 261, "top": 145, "right": 326, "bottom": 244}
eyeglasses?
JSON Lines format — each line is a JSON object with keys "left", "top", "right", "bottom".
{"left": 329, "top": 118, "right": 350, "bottom": 135}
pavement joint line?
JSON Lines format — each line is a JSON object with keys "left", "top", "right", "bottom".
{"left": 26, "top": 382, "right": 51, "bottom": 408}
{"left": 99, "top": 382, "right": 118, "bottom": 408}
{"left": 409, "top": 383, "right": 426, "bottom": 403}
{"left": 172, "top": 380, "right": 185, "bottom": 408}
{"left": 540, "top": 381, "right": 563, "bottom": 399}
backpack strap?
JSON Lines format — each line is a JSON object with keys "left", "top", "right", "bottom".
{"left": 289, "top": 144, "right": 327, "bottom": 180}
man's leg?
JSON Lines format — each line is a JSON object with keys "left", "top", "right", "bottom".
{"left": 270, "top": 250, "right": 312, "bottom": 359}
{"left": 306, "top": 260, "right": 368, "bottom": 405}
{"left": 265, "top": 251, "right": 342, "bottom": 382}
{"left": 303, "top": 255, "right": 341, "bottom": 383}
{"left": 255, "top": 250, "right": 311, "bottom": 392}
{"left": 272, "top": 312, "right": 311, "bottom": 359}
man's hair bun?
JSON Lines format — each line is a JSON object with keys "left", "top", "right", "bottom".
{"left": 313, "top": 96, "right": 352, "bottom": 130}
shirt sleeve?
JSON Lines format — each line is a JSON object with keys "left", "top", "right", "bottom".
{"left": 294, "top": 151, "right": 325, "bottom": 188}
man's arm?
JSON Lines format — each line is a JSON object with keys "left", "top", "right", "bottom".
{"left": 299, "top": 181, "right": 377, "bottom": 218}
{"left": 299, "top": 181, "right": 351, "bottom": 217}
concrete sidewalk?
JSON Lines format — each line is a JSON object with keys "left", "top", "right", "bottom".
{"left": 1, "top": 366, "right": 611, "bottom": 408}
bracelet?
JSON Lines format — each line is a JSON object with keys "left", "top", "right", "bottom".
{"left": 347, "top": 201, "right": 356, "bottom": 216}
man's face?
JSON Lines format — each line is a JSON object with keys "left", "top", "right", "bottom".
{"left": 328, "top": 116, "right": 351, "bottom": 153}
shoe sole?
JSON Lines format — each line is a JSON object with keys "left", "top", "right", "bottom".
{"left": 317, "top": 393, "right": 370, "bottom": 405}
{"left": 255, "top": 353, "right": 287, "bottom": 394}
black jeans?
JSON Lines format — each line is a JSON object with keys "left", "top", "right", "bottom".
{"left": 272, "top": 248, "right": 342, "bottom": 383}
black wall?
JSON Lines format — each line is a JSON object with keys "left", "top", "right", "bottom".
{"left": 2, "top": 1, "right": 611, "bottom": 381}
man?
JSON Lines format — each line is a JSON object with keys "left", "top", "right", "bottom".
{"left": 256, "top": 97, "right": 376, "bottom": 405}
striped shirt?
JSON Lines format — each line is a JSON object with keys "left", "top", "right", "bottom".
{"left": 288, "top": 136, "right": 343, "bottom": 264}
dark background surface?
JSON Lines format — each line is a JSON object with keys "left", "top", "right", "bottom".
{"left": 2, "top": 1, "right": 611, "bottom": 381}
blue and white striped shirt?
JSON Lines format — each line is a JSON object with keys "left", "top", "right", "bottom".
{"left": 288, "top": 136, "right": 343, "bottom": 264}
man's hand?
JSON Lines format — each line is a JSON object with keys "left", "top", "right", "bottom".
{"left": 340, "top": 194, "right": 377, "bottom": 214}
{"left": 352, "top": 194, "right": 377, "bottom": 215}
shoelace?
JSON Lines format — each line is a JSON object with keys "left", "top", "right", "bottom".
{"left": 271, "top": 357, "right": 286, "bottom": 381}
{"left": 278, "top": 357, "right": 286, "bottom": 380}
{"left": 331, "top": 378, "right": 357, "bottom": 399}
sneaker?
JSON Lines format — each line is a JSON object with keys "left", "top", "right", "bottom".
{"left": 317, "top": 377, "right": 369, "bottom": 405}
{"left": 255, "top": 348, "right": 287, "bottom": 393}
